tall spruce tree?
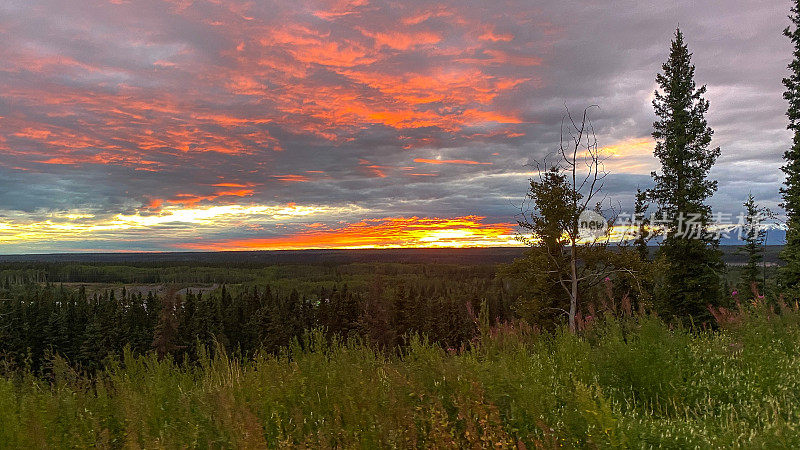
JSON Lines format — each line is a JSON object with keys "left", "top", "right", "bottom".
{"left": 649, "top": 29, "right": 723, "bottom": 318}
{"left": 781, "top": 1, "right": 800, "bottom": 290}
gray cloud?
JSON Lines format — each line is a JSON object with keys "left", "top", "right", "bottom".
{"left": 0, "top": 0, "right": 793, "bottom": 251}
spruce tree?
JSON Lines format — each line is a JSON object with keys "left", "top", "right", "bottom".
{"left": 649, "top": 29, "right": 723, "bottom": 318}
{"left": 781, "top": 0, "right": 800, "bottom": 290}
{"left": 634, "top": 188, "right": 651, "bottom": 261}
{"left": 738, "top": 194, "right": 767, "bottom": 297}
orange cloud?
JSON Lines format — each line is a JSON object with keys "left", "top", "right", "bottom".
{"left": 146, "top": 198, "right": 163, "bottom": 210}
{"left": 312, "top": 0, "right": 370, "bottom": 20}
{"left": 401, "top": 8, "right": 459, "bottom": 26}
{"left": 414, "top": 158, "right": 492, "bottom": 165}
{"left": 14, "top": 128, "right": 53, "bottom": 140}
{"left": 273, "top": 174, "right": 311, "bottom": 183}
{"left": 212, "top": 182, "right": 251, "bottom": 188}
{"left": 4, "top": 0, "right": 537, "bottom": 172}
{"left": 358, "top": 159, "right": 390, "bottom": 178}
{"left": 168, "top": 189, "right": 255, "bottom": 206}
{"left": 478, "top": 25, "right": 514, "bottom": 42}
{"left": 175, "top": 216, "right": 518, "bottom": 250}
{"left": 360, "top": 29, "right": 442, "bottom": 50}
{"left": 0, "top": 0, "right": 546, "bottom": 240}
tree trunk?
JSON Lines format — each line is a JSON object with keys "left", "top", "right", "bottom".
{"left": 569, "top": 240, "right": 578, "bottom": 332}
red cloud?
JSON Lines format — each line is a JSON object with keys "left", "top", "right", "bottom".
{"left": 1, "top": 0, "right": 547, "bottom": 218}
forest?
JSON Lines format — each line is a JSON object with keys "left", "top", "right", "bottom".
{"left": 0, "top": 259, "right": 798, "bottom": 447}
{"left": 0, "top": 261, "right": 512, "bottom": 371}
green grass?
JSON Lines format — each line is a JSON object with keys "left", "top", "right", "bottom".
{"left": 1, "top": 308, "right": 800, "bottom": 448}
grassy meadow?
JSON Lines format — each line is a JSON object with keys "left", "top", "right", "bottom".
{"left": 1, "top": 304, "right": 799, "bottom": 448}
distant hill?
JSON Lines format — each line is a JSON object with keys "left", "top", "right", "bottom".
{"left": 719, "top": 245, "right": 783, "bottom": 265}
{"left": 0, "top": 245, "right": 785, "bottom": 266}
{"left": 0, "top": 247, "right": 529, "bottom": 266}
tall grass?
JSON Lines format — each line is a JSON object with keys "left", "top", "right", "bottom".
{"left": 1, "top": 305, "right": 800, "bottom": 448}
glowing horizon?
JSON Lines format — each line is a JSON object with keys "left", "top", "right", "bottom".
{"left": 0, "top": 206, "right": 522, "bottom": 253}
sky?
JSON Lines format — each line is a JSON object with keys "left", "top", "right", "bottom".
{"left": 0, "top": 0, "right": 793, "bottom": 253}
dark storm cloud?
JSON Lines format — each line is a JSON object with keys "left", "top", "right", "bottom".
{"left": 0, "top": 0, "right": 792, "bottom": 251}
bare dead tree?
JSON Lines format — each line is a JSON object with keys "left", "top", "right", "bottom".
{"left": 518, "top": 105, "right": 617, "bottom": 332}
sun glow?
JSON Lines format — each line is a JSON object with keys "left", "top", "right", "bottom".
{"left": 597, "top": 137, "right": 658, "bottom": 174}
{"left": 175, "top": 216, "right": 520, "bottom": 251}
{"left": 0, "top": 206, "right": 522, "bottom": 252}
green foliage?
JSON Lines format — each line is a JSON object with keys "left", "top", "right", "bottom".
{"left": 519, "top": 166, "right": 577, "bottom": 249}
{"left": 782, "top": 0, "right": 800, "bottom": 291}
{"left": 0, "top": 311, "right": 799, "bottom": 447}
{"left": 654, "top": 238, "right": 723, "bottom": 318}
{"left": 502, "top": 245, "right": 651, "bottom": 329}
{"left": 649, "top": 28, "right": 723, "bottom": 318}
{"left": 510, "top": 166, "right": 576, "bottom": 328}
{"left": 500, "top": 246, "right": 569, "bottom": 328}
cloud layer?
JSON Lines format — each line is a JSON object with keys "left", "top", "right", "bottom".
{"left": 0, "top": 0, "right": 792, "bottom": 252}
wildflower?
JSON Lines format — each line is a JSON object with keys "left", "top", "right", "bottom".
{"left": 604, "top": 277, "right": 610, "bottom": 282}
{"left": 731, "top": 290, "right": 738, "bottom": 296}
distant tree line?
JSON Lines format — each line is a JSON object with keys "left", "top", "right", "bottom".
{"left": 0, "top": 276, "right": 513, "bottom": 373}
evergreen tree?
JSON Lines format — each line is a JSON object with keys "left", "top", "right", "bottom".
{"left": 634, "top": 188, "right": 651, "bottom": 261}
{"left": 738, "top": 194, "right": 768, "bottom": 298}
{"left": 177, "top": 291, "right": 197, "bottom": 355}
{"left": 781, "top": 0, "right": 800, "bottom": 290}
{"left": 514, "top": 166, "right": 576, "bottom": 329}
{"left": 152, "top": 290, "right": 181, "bottom": 358}
{"left": 128, "top": 292, "right": 151, "bottom": 355}
{"left": 649, "top": 28, "right": 723, "bottom": 318}
{"left": 360, "top": 278, "right": 397, "bottom": 349}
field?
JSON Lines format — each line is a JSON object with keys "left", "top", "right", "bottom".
{"left": 1, "top": 308, "right": 799, "bottom": 448}
{"left": 0, "top": 250, "right": 795, "bottom": 447}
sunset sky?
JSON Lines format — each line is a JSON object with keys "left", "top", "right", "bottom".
{"left": 0, "top": 0, "right": 791, "bottom": 253}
